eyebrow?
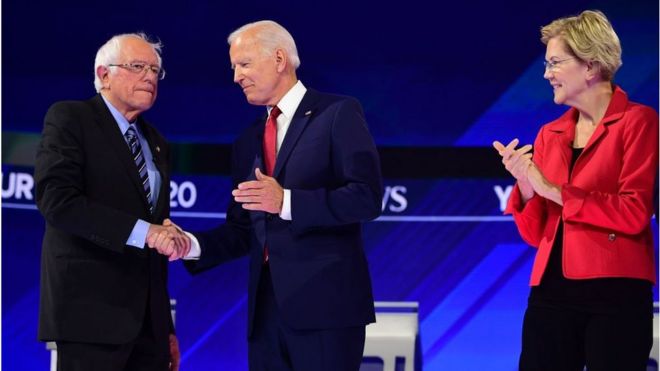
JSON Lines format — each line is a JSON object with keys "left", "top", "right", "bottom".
{"left": 230, "top": 58, "right": 251, "bottom": 67}
{"left": 128, "top": 59, "right": 160, "bottom": 65}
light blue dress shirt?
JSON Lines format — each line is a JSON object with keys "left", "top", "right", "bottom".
{"left": 102, "top": 96, "right": 162, "bottom": 249}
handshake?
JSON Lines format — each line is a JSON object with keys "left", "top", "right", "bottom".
{"left": 147, "top": 219, "right": 191, "bottom": 261}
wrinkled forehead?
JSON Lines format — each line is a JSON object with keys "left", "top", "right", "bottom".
{"left": 230, "top": 36, "right": 264, "bottom": 60}
{"left": 231, "top": 32, "right": 260, "bottom": 51}
{"left": 120, "top": 38, "right": 160, "bottom": 64}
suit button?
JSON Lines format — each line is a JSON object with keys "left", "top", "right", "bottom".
{"left": 266, "top": 214, "right": 273, "bottom": 221}
{"left": 608, "top": 233, "right": 616, "bottom": 242}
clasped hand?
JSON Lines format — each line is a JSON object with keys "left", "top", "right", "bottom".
{"left": 147, "top": 219, "right": 191, "bottom": 261}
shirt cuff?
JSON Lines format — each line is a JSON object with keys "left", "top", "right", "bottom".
{"left": 127, "top": 219, "right": 149, "bottom": 249}
{"left": 184, "top": 231, "right": 201, "bottom": 260}
{"left": 280, "top": 189, "right": 292, "bottom": 220}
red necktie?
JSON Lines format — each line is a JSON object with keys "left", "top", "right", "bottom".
{"left": 262, "top": 106, "right": 281, "bottom": 263}
{"left": 263, "top": 106, "right": 281, "bottom": 176}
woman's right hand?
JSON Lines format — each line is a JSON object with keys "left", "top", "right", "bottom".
{"left": 493, "top": 138, "right": 535, "bottom": 201}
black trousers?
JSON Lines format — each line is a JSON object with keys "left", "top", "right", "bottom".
{"left": 519, "top": 303, "right": 653, "bottom": 371}
{"left": 248, "top": 266, "right": 366, "bottom": 371}
{"left": 56, "top": 308, "right": 169, "bottom": 371}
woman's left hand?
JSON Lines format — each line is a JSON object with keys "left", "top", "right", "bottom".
{"left": 526, "top": 162, "right": 563, "bottom": 206}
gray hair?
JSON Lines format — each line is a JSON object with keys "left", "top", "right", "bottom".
{"left": 93, "top": 32, "right": 163, "bottom": 92}
{"left": 227, "top": 20, "right": 300, "bottom": 69}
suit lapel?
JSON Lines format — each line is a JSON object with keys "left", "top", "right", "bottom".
{"left": 581, "top": 122, "right": 607, "bottom": 158}
{"left": 579, "top": 88, "right": 626, "bottom": 160}
{"left": 138, "top": 118, "right": 169, "bottom": 219}
{"left": 241, "top": 128, "right": 266, "bottom": 249}
{"left": 562, "top": 88, "right": 626, "bottom": 179}
{"left": 549, "top": 87, "right": 626, "bottom": 183}
{"left": 90, "top": 95, "right": 153, "bottom": 216}
{"left": 547, "top": 109, "right": 575, "bottom": 184}
{"left": 248, "top": 154, "right": 266, "bottom": 249}
{"left": 273, "top": 90, "right": 319, "bottom": 178}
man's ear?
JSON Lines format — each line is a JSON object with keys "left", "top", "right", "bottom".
{"left": 275, "top": 49, "right": 287, "bottom": 73}
{"left": 97, "top": 65, "right": 110, "bottom": 89}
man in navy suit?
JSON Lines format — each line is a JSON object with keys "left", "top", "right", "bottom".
{"left": 164, "top": 20, "right": 382, "bottom": 370}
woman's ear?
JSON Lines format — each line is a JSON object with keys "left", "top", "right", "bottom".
{"left": 584, "top": 60, "right": 601, "bottom": 82}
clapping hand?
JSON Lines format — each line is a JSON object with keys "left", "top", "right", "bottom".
{"left": 493, "top": 138, "right": 562, "bottom": 205}
{"left": 493, "top": 138, "right": 533, "bottom": 182}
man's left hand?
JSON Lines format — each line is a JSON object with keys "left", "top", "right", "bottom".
{"left": 233, "top": 168, "right": 283, "bottom": 214}
{"left": 169, "top": 333, "right": 180, "bottom": 371}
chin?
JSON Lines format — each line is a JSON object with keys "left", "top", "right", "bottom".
{"left": 245, "top": 95, "right": 266, "bottom": 106}
{"left": 135, "top": 101, "right": 155, "bottom": 111}
{"left": 134, "top": 95, "right": 156, "bottom": 107}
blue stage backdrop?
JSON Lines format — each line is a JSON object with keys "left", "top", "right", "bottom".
{"left": 3, "top": 0, "right": 658, "bottom": 370}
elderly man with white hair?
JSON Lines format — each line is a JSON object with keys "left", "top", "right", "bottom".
{"left": 162, "top": 20, "right": 383, "bottom": 370}
{"left": 35, "top": 32, "right": 189, "bottom": 371}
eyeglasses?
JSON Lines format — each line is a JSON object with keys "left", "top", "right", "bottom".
{"left": 543, "top": 57, "right": 575, "bottom": 72}
{"left": 108, "top": 63, "right": 166, "bottom": 80}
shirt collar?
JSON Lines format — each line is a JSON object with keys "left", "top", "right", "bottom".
{"left": 101, "top": 95, "right": 135, "bottom": 135}
{"left": 267, "top": 80, "right": 307, "bottom": 118}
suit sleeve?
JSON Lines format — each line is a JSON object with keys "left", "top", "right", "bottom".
{"left": 561, "top": 107, "right": 659, "bottom": 234}
{"left": 290, "top": 98, "right": 383, "bottom": 233}
{"left": 34, "top": 102, "right": 137, "bottom": 254}
{"left": 504, "top": 127, "right": 548, "bottom": 247}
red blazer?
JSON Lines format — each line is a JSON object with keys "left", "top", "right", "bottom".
{"left": 506, "top": 86, "right": 658, "bottom": 286}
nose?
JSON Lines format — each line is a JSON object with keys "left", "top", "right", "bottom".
{"left": 233, "top": 66, "right": 243, "bottom": 84}
{"left": 143, "top": 69, "right": 158, "bottom": 83}
{"left": 543, "top": 67, "right": 552, "bottom": 80}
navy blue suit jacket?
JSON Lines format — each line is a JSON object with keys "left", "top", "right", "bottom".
{"left": 188, "top": 88, "right": 383, "bottom": 336}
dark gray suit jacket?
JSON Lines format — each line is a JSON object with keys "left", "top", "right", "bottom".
{"left": 35, "top": 94, "right": 173, "bottom": 346}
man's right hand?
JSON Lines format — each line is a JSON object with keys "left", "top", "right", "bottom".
{"left": 147, "top": 221, "right": 191, "bottom": 261}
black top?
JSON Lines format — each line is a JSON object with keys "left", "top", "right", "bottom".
{"left": 529, "top": 147, "right": 652, "bottom": 314}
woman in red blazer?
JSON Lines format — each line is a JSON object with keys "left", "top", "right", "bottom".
{"left": 494, "top": 10, "right": 658, "bottom": 371}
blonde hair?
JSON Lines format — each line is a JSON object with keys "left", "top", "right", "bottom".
{"left": 541, "top": 10, "right": 621, "bottom": 81}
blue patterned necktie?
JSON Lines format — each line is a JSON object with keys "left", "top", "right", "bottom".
{"left": 125, "top": 125, "right": 153, "bottom": 214}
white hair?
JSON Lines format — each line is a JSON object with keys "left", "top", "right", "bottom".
{"left": 93, "top": 32, "right": 163, "bottom": 92}
{"left": 227, "top": 20, "right": 300, "bottom": 69}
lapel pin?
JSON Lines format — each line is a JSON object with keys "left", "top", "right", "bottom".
{"left": 305, "top": 110, "right": 312, "bottom": 116}
{"left": 155, "top": 146, "right": 160, "bottom": 153}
